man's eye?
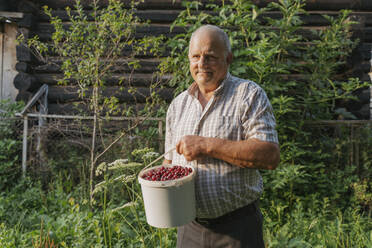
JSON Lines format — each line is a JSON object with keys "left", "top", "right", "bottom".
{"left": 190, "top": 55, "right": 199, "bottom": 61}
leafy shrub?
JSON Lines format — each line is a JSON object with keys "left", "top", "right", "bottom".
{"left": 0, "top": 100, "right": 24, "bottom": 190}
{"left": 159, "top": 0, "right": 372, "bottom": 246}
{"left": 159, "top": 0, "right": 371, "bottom": 210}
{"left": 2, "top": 0, "right": 371, "bottom": 247}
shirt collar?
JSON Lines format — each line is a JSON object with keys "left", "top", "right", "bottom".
{"left": 187, "top": 72, "right": 230, "bottom": 98}
{"left": 214, "top": 72, "right": 230, "bottom": 96}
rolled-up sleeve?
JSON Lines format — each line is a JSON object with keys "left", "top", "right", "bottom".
{"left": 241, "top": 87, "right": 278, "bottom": 143}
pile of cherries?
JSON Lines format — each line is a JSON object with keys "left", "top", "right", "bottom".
{"left": 141, "top": 165, "right": 193, "bottom": 181}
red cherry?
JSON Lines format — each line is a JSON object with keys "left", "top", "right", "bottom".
{"left": 143, "top": 165, "right": 192, "bottom": 181}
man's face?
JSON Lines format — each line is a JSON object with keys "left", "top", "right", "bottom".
{"left": 188, "top": 32, "right": 232, "bottom": 89}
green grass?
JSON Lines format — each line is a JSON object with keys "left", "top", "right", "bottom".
{"left": 0, "top": 176, "right": 370, "bottom": 248}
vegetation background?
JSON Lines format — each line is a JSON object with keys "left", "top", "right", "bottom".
{"left": 1, "top": 0, "right": 371, "bottom": 247}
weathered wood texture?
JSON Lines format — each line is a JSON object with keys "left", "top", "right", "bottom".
{"left": 33, "top": 73, "right": 170, "bottom": 87}
{"left": 47, "top": 102, "right": 153, "bottom": 115}
{"left": 47, "top": 86, "right": 173, "bottom": 103}
{"left": 33, "top": 23, "right": 186, "bottom": 41}
{"left": 0, "top": 24, "right": 19, "bottom": 101}
{"left": 28, "top": 0, "right": 372, "bottom": 11}
{"left": 35, "top": 9, "right": 372, "bottom": 26}
{"left": 13, "top": 0, "right": 372, "bottom": 119}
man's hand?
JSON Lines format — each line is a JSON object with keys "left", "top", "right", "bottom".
{"left": 176, "top": 135, "right": 280, "bottom": 170}
{"left": 176, "top": 135, "right": 207, "bottom": 161}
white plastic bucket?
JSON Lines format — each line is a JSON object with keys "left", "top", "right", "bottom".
{"left": 138, "top": 164, "right": 196, "bottom": 228}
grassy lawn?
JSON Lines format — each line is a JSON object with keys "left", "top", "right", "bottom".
{"left": 0, "top": 173, "right": 370, "bottom": 248}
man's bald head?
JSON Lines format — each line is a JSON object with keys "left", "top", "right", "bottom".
{"left": 188, "top": 25, "right": 233, "bottom": 90}
{"left": 189, "top": 25, "right": 231, "bottom": 56}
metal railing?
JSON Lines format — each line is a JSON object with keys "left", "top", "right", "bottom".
{"left": 14, "top": 84, "right": 166, "bottom": 178}
{"left": 15, "top": 84, "right": 48, "bottom": 177}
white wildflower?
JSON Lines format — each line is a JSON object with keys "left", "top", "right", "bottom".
{"left": 142, "top": 151, "right": 159, "bottom": 160}
{"left": 110, "top": 201, "right": 137, "bottom": 213}
{"left": 95, "top": 162, "right": 107, "bottom": 176}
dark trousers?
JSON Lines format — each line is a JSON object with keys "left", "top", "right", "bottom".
{"left": 177, "top": 201, "right": 265, "bottom": 248}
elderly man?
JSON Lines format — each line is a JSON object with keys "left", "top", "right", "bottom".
{"left": 163, "top": 25, "right": 280, "bottom": 248}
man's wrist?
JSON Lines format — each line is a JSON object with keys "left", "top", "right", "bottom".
{"left": 203, "top": 137, "right": 217, "bottom": 156}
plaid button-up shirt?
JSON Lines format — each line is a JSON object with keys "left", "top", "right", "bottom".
{"left": 164, "top": 73, "right": 278, "bottom": 218}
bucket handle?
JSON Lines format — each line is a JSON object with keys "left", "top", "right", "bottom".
{"left": 141, "top": 147, "right": 176, "bottom": 172}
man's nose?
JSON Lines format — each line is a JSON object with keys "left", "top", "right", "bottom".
{"left": 199, "top": 56, "right": 207, "bottom": 67}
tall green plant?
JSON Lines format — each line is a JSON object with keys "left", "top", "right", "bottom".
{"left": 19, "top": 0, "right": 164, "bottom": 203}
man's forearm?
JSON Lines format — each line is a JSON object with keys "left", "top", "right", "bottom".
{"left": 176, "top": 135, "right": 280, "bottom": 169}
{"left": 203, "top": 137, "right": 280, "bottom": 169}
{"left": 204, "top": 137, "right": 279, "bottom": 169}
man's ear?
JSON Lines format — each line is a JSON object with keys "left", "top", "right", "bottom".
{"left": 227, "top": 52, "right": 233, "bottom": 65}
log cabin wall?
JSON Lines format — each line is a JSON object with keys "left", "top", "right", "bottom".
{"left": 0, "top": 1, "right": 25, "bottom": 101}
{"left": 13, "top": 0, "right": 372, "bottom": 119}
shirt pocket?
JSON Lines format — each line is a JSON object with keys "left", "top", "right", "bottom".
{"left": 174, "top": 115, "right": 195, "bottom": 143}
{"left": 205, "top": 115, "right": 241, "bottom": 140}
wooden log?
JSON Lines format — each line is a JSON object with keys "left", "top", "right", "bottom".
{"left": 135, "top": 9, "right": 180, "bottom": 23}
{"left": 32, "top": 56, "right": 370, "bottom": 79}
{"left": 34, "top": 68, "right": 369, "bottom": 89}
{"left": 363, "top": 27, "right": 372, "bottom": 42}
{"left": 352, "top": 104, "right": 370, "bottom": 119}
{"left": 35, "top": 42, "right": 170, "bottom": 58}
{"left": 356, "top": 61, "right": 370, "bottom": 73}
{"left": 344, "top": 59, "right": 371, "bottom": 77}
{"left": 349, "top": 44, "right": 367, "bottom": 67}
{"left": 37, "top": 9, "right": 372, "bottom": 27}
{"left": 349, "top": 14, "right": 366, "bottom": 41}
{"left": 350, "top": 60, "right": 370, "bottom": 78}
{"left": 18, "top": 27, "right": 30, "bottom": 39}
{"left": 16, "top": 44, "right": 33, "bottom": 62}
{"left": 16, "top": 0, "right": 40, "bottom": 14}
{"left": 359, "top": 73, "right": 371, "bottom": 82}
{"left": 38, "top": 9, "right": 181, "bottom": 23}
{"left": 46, "top": 95, "right": 372, "bottom": 120}
{"left": 0, "top": 1, "right": 12, "bottom": 11}
{"left": 355, "top": 88, "right": 371, "bottom": 104}
{"left": 17, "top": 14, "right": 36, "bottom": 28}
{"left": 47, "top": 86, "right": 174, "bottom": 103}
{"left": 14, "top": 72, "right": 41, "bottom": 91}
{"left": 15, "top": 90, "right": 33, "bottom": 103}
{"left": 48, "top": 102, "right": 88, "bottom": 114}
{"left": 34, "top": 73, "right": 171, "bottom": 87}
{"left": 36, "top": 22, "right": 348, "bottom": 42}
{"left": 33, "top": 58, "right": 161, "bottom": 73}
{"left": 36, "top": 0, "right": 372, "bottom": 11}
{"left": 48, "top": 102, "right": 159, "bottom": 115}
{"left": 355, "top": 43, "right": 372, "bottom": 61}
{"left": 35, "top": 0, "right": 186, "bottom": 10}
{"left": 34, "top": 22, "right": 329, "bottom": 42}
{"left": 33, "top": 63, "right": 60, "bottom": 73}
{"left": 261, "top": 11, "right": 372, "bottom": 27}
{"left": 34, "top": 40, "right": 371, "bottom": 63}
{"left": 253, "top": 0, "right": 372, "bottom": 11}
{"left": 277, "top": 72, "right": 370, "bottom": 83}
{"left": 338, "top": 91, "right": 370, "bottom": 115}
{"left": 33, "top": 23, "right": 185, "bottom": 41}
{"left": 16, "top": 62, "right": 30, "bottom": 73}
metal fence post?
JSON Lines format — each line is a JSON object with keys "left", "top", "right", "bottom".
{"left": 22, "top": 115, "right": 28, "bottom": 177}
